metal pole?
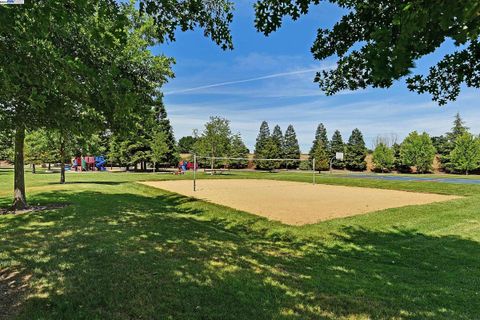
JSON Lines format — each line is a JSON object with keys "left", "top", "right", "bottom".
{"left": 312, "top": 158, "right": 316, "bottom": 185}
{"left": 193, "top": 154, "right": 197, "bottom": 192}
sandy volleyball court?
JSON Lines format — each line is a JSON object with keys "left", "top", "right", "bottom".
{"left": 141, "top": 179, "right": 459, "bottom": 225}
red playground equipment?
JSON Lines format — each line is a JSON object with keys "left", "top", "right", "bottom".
{"left": 72, "top": 156, "right": 107, "bottom": 172}
{"left": 175, "top": 160, "right": 196, "bottom": 175}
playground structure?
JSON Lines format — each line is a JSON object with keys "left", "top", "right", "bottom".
{"left": 176, "top": 160, "right": 196, "bottom": 175}
{"left": 72, "top": 156, "right": 107, "bottom": 172}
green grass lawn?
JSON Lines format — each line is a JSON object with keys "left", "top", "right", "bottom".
{"left": 1, "top": 168, "right": 479, "bottom": 319}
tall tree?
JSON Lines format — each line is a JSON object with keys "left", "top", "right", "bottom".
{"left": 0, "top": 2, "right": 150, "bottom": 207}
{"left": 1, "top": 0, "right": 234, "bottom": 210}
{"left": 255, "top": 0, "right": 480, "bottom": 105}
{"left": 178, "top": 136, "right": 197, "bottom": 153}
{"left": 312, "top": 141, "right": 329, "bottom": 171}
{"left": 400, "top": 131, "right": 436, "bottom": 173}
{"left": 449, "top": 133, "right": 480, "bottom": 175}
{"left": 229, "top": 133, "right": 249, "bottom": 169}
{"left": 24, "top": 130, "right": 57, "bottom": 174}
{"left": 392, "top": 143, "right": 410, "bottom": 173}
{"left": 194, "top": 116, "right": 232, "bottom": 170}
{"left": 442, "top": 113, "right": 470, "bottom": 171}
{"left": 271, "top": 125, "right": 284, "bottom": 164}
{"left": 431, "top": 135, "right": 450, "bottom": 156}
{"left": 448, "top": 113, "right": 469, "bottom": 142}
{"left": 150, "top": 130, "right": 169, "bottom": 172}
{"left": 283, "top": 125, "right": 301, "bottom": 169}
{"left": 258, "top": 137, "right": 281, "bottom": 171}
{"left": 309, "top": 123, "right": 328, "bottom": 159}
{"left": 254, "top": 121, "right": 271, "bottom": 157}
{"left": 372, "top": 143, "right": 395, "bottom": 173}
{"left": 330, "top": 130, "right": 345, "bottom": 169}
{"left": 154, "top": 99, "right": 178, "bottom": 166}
{"left": 345, "top": 129, "right": 367, "bottom": 171}
{"left": 254, "top": 121, "right": 271, "bottom": 169}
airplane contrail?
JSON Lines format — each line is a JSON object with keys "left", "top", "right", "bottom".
{"left": 164, "top": 67, "right": 331, "bottom": 95}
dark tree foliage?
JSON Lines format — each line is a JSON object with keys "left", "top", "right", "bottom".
{"left": 139, "top": 0, "right": 234, "bottom": 50}
{"left": 0, "top": 1, "right": 133, "bottom": 208}
{"left": 0, "top": 130, "right": 13, "bottom": 162}
{"left": 441, "top": 113, "right": 470, "bottom": 171}
{"left": 154, "top": 100, "right": 178, "bottom": 166}
{"left": 109, "top": 100, "right": 178, "bottom": 170}
{"left": 1, "top": 0, "right": 230, "bottom": 209}
{"left": 309, "top": 123, "right": 328, "bottom": 159}
{"left": 345, "top": 128, "right": 367, "bottom": 171}
{"left": 312, "top": 140, "right": 329, "bottom": 171}
{"left": 283, "top": 125, "right": 301, "bottom": 169}
{"left": 392, "top": 143, "right": 411, "bottom": 173}
{"left": 254, "top": 0, "right": 480, "bottom": 105}
{"left": 447, "top": 113, "right": 469, "bottom": 143}
{"left": 254, "top": 121, "right": 271, "bottom": 168}
{"left": 257, "top": 137, "right": 281, "bottom": 171}
{"left": 229, "top": 133, "right": 249, "bottom": 169}
{"left": 330, "top": 130, "right": 345, "bottom": 169}
{"left": 178, "top": 136, "right": 197, "bottom": 153}
{"left": 431, "top": 135, "right": 450, "bottom": 156}
{"left": 271, "top": 125, "right": 284, "bottom": 162}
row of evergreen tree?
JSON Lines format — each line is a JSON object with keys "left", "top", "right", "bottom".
{"left": 3, "top": 111, "right": 478, "bottom": 175}
{"left": 307, "top": 124, "right": 368, "bottom": 171}
{"left": 253, "top": 122, "right": 301, "bottom": 170}
{"left": 250, "top": 113, "right": 479, "bottom": 174}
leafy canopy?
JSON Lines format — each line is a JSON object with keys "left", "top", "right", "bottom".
{"left": 254, "top": 0, "right": 480, "bottom": 105}
{"left": 449, "top": 133, "right": 480, "bottom": 174}
{"left": 400, "top": 131, "right": 436, "bottom": 173}
{"left": 372, "top": 142, "right": 395, "bottom": 173}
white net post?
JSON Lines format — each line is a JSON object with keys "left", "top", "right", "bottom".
{"left": 312, "top": 158, "right": 316, "bottom": 184}
{"left": 193, "top": 154, "right": 197, "bottom": 191}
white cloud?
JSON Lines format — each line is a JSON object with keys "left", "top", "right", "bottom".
{"left": 166, "top": 88, "right": 480, "bottom": 153}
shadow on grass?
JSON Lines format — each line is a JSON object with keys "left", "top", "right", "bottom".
{"left": 0, "top": 190, "right": 478, "bottom": 319}
{"left": 45, "top": 181, "right": 126, "bottom": 186}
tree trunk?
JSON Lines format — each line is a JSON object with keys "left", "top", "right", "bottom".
{"left": 48, "top": 163, "right": 51, "bottom": 170}
{"left": 153, "top": 162, "right": 156, "bottom": 173}
{"left": 59, "top": 138, "right": 66, "bottom": 184}
{"left": 32, "top": 164, "right": 36, "bottom": 174}
{"left": 13, "top": 127, "right": 27, "bottom": 210}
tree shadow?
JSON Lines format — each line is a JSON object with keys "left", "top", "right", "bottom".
{"left": 45, "top": 181, "right": 125, "bottom": 186}
{"left": 0, "top": 168, "right": 13, "bottom": 175}
{"left": 0, "top": 190, "right": 478, "bottom": 319}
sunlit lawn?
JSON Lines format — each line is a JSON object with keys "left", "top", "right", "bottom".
{"left": 0, "top": 168, "right": 479, "bottom": 319}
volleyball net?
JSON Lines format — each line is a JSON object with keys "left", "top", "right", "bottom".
{"left": 191, "top": 155, "right": 317, "bottom": 191}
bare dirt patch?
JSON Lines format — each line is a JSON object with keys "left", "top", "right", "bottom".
{"left": 141, "top": 179, "right": 460, "bottom": 225}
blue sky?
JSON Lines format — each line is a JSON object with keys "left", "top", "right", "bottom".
{"left": 153, "top": 1, "right": 479, "bottom": 152}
